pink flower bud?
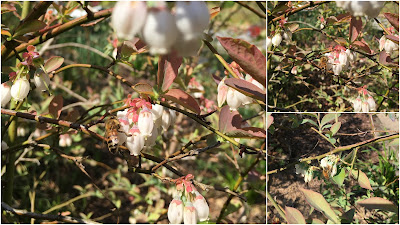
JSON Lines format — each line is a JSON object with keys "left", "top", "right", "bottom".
{"left": 11, "top": 78, "right": 30, "bottom": 102}
{"left": 175, "top": 2, "right": 210, "bottom": 41}
{"left": 142, "top": 7, "right": 178, "bottom": 55}
{"left": 1, "top": 81, "right": 12, "bottom": 107}
{"left": 193, "top": 191, "right": 209, "bottom": 222}
{"left": 272, "top": 33, "right": 282, "bottom": 47}
{"left": 138, "top": 107, "right": 154, "bottom": 139}
{"left": 33, "top": 72, "right": 51, "bottom": 92}
{"left": 226, "top": 88, "right": 242, "bottom": 111}
{"left": 111, "top": 1, "right": 147, "bottom": 40}
{"left": 183, "top": 202, "right": 198, "bottom": 224}
{"left": 126, "top": 127, "right": 144, "bottom": 156}
{"left": 168, "top": 198, "right": 184, "bottom": 224}
{"left": 367, "top": 96, "right": 376, "bottom": 111}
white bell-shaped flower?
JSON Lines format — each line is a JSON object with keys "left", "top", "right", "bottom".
{"left": 126, "top": 127, "right": 145, "bottom": 156}
{"left": 111, "top": 1, "right": 147, "bottom": 40}
{"left": 367, "top": 96, "right": 376, "bottom": 111}
{"left": 272, "top": 33, "right": 282, "bottom": 47}
{"left": 138, "top": 107, "right": 154, "bottom": 139}
{"left": 142, "top": 7, "right": 178, "bottom": 55}
{"left": 168, "top": 197, "right": 184, "bottom": 224}
{"left": 353, "top": 97, "right": 362, "bottom": 112}
{"left": 33, "top": 72, "right": 51, "bottom": 92}
{"left": 151, "top": 104, "right": 164, "bottom": 120}
{"left": 183, "top": 202, "right": 198, "bottom": 224}
{"left": 226, "top": 88, "right": 242, "bottom": 111}
{"left": 161, "top": 108, "right": 172, "bottom": 131}
{"left": 144, "top": 125, "right": 158, "bottom": 147}
{"left": 175, "top": 1, "right": 209, "bottom": 41}
{"left": 11, "top": 78, "right": 30, "bottom": 102}
{"left": 384, "top": 38, "right": 398, "bottom": 55}
{"left": 267, "top": 36, "right": 272, "bottom": 49}
{"left": 193, "top": 191, "right": 209, "bottom": 222}
{"left": 361, "top": 101, "right": 369, "bottom": 112}
{"left": 1, "top": 81, "right": 12, "bottom": 107}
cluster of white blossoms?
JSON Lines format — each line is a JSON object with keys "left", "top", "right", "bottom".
{"left": 115, "top": 98, "right": 176, "bottom": 156}
{"left": 295, "top": 163, "right": 314, "bottom": 183}
{"left": 324, "top": 45, "right": 357, "bottom": 75}
{"left": 336, "top": 1, "right": 385, "bottom": 18}
{"left": 379, "top": 27, "right": 399, "bottom": 56}
{"left": 352, "top": 86, "right": 376, "bottom": 112}
{"left": 217, "top": 62, "right": 264, "bottom": 111}
{"left": 320, "top": 154, "right": 339, "bottom": 178}
{"left": 267, "top": 18, "right": 292, "bottom": 48}
{"left": 111, "top": 1, "right": 210, "bottom": 56}
{"left": 1, "top": 46, "right": 52, "bottom": 107}
{"left": 168, "top": 174, "right": 209, "bottom": 224}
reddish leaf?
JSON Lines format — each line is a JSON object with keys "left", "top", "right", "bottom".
{"left": 217, "top": 36, "right": 266, "bottom": 87}
{"left": 44, "top": 56, "right": 64, "bottom": 73}
{"left": 386, "top": 34, "right": 399, "bottom": 44}
{"left": 357, "top": 197, "right": 398, "bottom": 213}
{"left": 1, "top": 4, "right": 17, "bottom": 14}
{"left": 384, "top": 13, "right": 399, "bottom": 32}
{"left": 285, "top": 206, "right": 306, "bottom": 224}
{"left": 353, "top": 40, "right": 372, "bottom": 54}
{"left": 379, "top": 51, "right": 395, "bottom": 66}
{"left": 163, "top": 89, "right": 200, "bottom": 114}
{"left": 49, "top": 95, "right": 63, "bottom": 119}
{"left": 157, "top": 52, "right": 182, "bottom": 92}
{"left": 349, "top": 16, "right": 362, "bottom": 43}
{"left": 1, "top": 29, "right": 11, "bottom": 37}
{"left": 134, "top": 83, "right": 154, "bottom": 96}
{"left": 212, "top": 74, "right": 222, "bottom": 85}
{"left": 64, "top": 109, "right": 80, "bottom": 122}
{"left": 326, "top": 16, "right": 338, "bottom": 25}
{"left": 226, "top": 127, "right": 266, "bottom": 139}
{"left": 336, "top": 13, "right": 351, "bottom": 22}
{"left": 224, "top": 78, "right": 266, "bottom": 103}
{"left": 219, "top": 105, "right": 246, "bottom": 133}
{"left": 350, "top": 169, "right": 372, "bottom": 190}
{"left": 13, "top": 19, "right": 47, "bottom": 37}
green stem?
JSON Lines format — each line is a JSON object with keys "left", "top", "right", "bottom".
{"left": 267, "top": 191, "right": 287, "bottom": 222}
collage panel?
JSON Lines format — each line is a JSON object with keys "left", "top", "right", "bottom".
{"left": 267, "top": 113, "right": 399, "bottom": 224}
{"left": 267, "top": 1, "right": 399, "bottom": 112}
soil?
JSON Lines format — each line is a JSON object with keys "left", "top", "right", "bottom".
{"left": 267, "top": 113, "right": 399, "bottom": 223}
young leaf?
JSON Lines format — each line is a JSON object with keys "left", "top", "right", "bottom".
{"left": 384, "top": 13, "right": 399, "bottom": 32}
{"left": 49, "top": 95, "right": 63, "bottom": 119}
{"left": 225, "top": 127, "right": 266, "bottom": 139}
{"left": 285, "top": 206, "right": 306, "bottom": 224}
{"left": 134, "top": 83, "right": 154, "bottom": 96}
{"left": 13, "top": 19, "right": 47, "bottom": 37}
{"left": 320, "top": 114, "right": 336, "bottom": 128}
{"left": 217, "top": 36, "right": 266, "bottom": 87}
{"left": 157, "top": 52, "right": 182, "bottom": 92}
{"left": 357, "top": 197, "right": 398, "bottom": 213}
{"left": 44, "top": 56, "right": 64, "bottom": 73}
{"left": 330, "top": 122, "right": 341, "bottom": 135}
{"left": 349, "top": 169, "right": 372, "bottom": 190}
{"left": 332, "top": 168, "right": 345, "bottom": 186}
{"left": 349, "top": 16, "right": 362, "bottom": 43}
{"left": 223, "top": 78, "right": 266, "bottom": 102}
{"left": 162, "top": 89, "right": 200, "bottom": 114}
{"left": 353, "top": 39, "right": 372, "bottom": 54}
{"left": 300, "top": 188, "right": 340, "bottom": 223}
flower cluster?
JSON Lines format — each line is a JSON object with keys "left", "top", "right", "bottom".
{"left": 217, "top": 62, "right": 264, "bottom": 111}
{"left": 352, "top": 86, "right": 376, "bottom": 112}
{"left": 336, "top": 1, "right": 385, "bottom": 18}
{"left": 267, "top": 18, "right": 292, "bottom": 48}
{"left": 324, "top": 45, "right": 357, "bottom": 75}
{"left": 1, "top": 46, "right": 53, "bottom": 107}
{"left": 379, "top": 27, "right": 399, "bottom": 55}
{"left": 295, "top": 163, "right": 315, "bottom": 183}
{"left": 111, "top": 1, "right": 210, "bottom": 56}
{"left": 320, "top": 154, "right": 339, "bottom": 178}
{"left": 168, "top": 174, "right": 209, "bottom": 224}
{"left": 115, "top": 97, "right": 176, "bottom": 156}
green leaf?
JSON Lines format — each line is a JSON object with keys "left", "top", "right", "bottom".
{"left": 13, "top": 19, "right": 46, "bottom": 37}
{"left": 300, "top": 188, "right": 340, "bottom": 223}
{"left": 301, "top": 118, "right": 318, "bottom": 127}
{"left": 330, "top": 122, "right": 341, "bottom": 135}
{"left": 357, "top": 197, "right": 398, "bottom": 213}
{"left": 285, "top": 206, "right": 306, "bottom": 224}
{"left": 332, "top": 168, "right": 345, "bottom": 186}
{"left": 320, "top": 114, "right": 336, "bottom": 128}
